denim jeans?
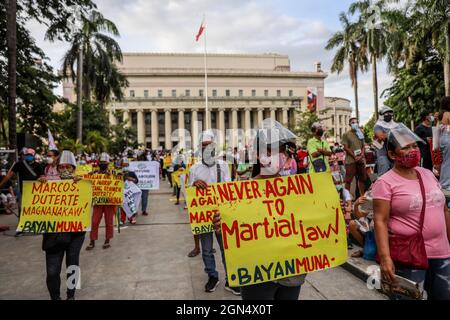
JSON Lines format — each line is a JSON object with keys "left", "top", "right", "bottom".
{"left": 394, "top": 258, "right": 450, "bottom": 300}
{"left": 141, "top": 189, "right": 149, "bottom": 212}
{"left": 241, "top": 281, "right": 302, "bottom": 300}
{"left": 45, "top": 233, "right": 85, "bottom": 300}
{"left": 199, "top": 232, "right": 227, "bottom": 281}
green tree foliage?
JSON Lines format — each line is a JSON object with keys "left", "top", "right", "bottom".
{"left": 85, "top": 130, "right": 108, "bottom": 154}
{"left": 293, "top": 109, "right": 330, "bottom": 147}
{"left": 383, "top": 55, "right": 445, "bottom": 127}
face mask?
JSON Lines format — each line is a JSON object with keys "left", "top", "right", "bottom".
{"left": 99, "top": 164, "right": 108, "bottom": 171}
{"left": 46, "top": 158, "right": 54, "bottom": 165}
{"left": 201, "top": 146, "right": 216, "bottom": 167}
{"left": 59, "top": 169, "right": 73, "bottom": 180}
{"left": 396, "top": 148, "right": 420, "bottom": 168}
{"left": 336, "top": 184, "right": 343, "bottom": 192}
{"left": 351, "top": 124, "right": 359, "bottom": 131}
{"left": 316, "top": 129, "right": 324, "bottom": 137}
{"left": 79, "top": 160, "right": 86, "bottom": 165}
{"left": 429, "top": 116, "right": 435, "bottom": 123}
{"left": 383, "top": 115, "right": 393, "bottom": 122}
{"left": 25, "top": 155, "right": 34, "bottom": 162}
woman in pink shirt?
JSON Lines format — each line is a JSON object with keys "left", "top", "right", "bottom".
{"left": 373, "top": 125, "right": 450, "bottom": 300}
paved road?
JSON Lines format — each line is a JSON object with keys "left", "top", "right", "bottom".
{"left": 0, "top": 181, "right": 386, "bottom": 300}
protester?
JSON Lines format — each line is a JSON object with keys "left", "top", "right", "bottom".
{"left": 120, "top": 157, "right": 139, "bottom": 224}
{"left": 438, "top": 97, "right": 450, "bottom": 190}
{"left": 414, "top": 110, "right": 434, "bottom": 171}
{"left": 0, "top": 147, "right": 44, "bottom": 236}
{"left": 172, "top": 164, "right": 187, "bottom": 205}
{"left": 136, "top": 154, "right": 150, "bottom": 216}
{"left": 39, "top": 150, "right": 85, "bottom": 300}
{"left": 188, "top": 131, "right": 239, "bottom": 295}
{"left": 342, "top": 117, "right": 367, "bottom": 196}
{"left": 214, "top": 120, "right": 305, "bottom": 300}
{"left": 372, "top": 125, "right": 450, "bottom": 300}
{"left": 295, "top": 147, "right": 309, "bottom": 174}
{"left": 348, "top": 191, "right": 375, "bottom": 258}
{"left": 86, "top": 152, "right": 117, "bottom": 250}
{"left": 44, "top": 149, "right": 60, "bottom": 180}
{"left": 307, "top": 122, "right": 332, "bottom": 173}
{"left": 373, "top": 106, "right": 399, "bottom": 176}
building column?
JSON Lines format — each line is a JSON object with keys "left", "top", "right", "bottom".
{"left": 270, "top": 107, "right": 276, "bottom": 120}
{"left": 191, "top": 108, "right": 199, "bottom": 150}
{"left": 282, "top": 107, "right": 289, "bottom": 126}
{"left": 164, "top": 108, "right": 172, "bottom": 150}
{"left": 178, "top": 109, "right": 185, "bottom": 149}
{"left": 151, "top": 110, "right": 158, "bottom": 149}
{"left": 218, "top": 108, "right": 225, "bottom": 146}
{"left": 137, "top": 109, "right": 145, "bottom": 145}
{"left": 231, "top": 108, "right": 238, "bottom": 148}
{"left": 244, "top": 108, "right": 251, "bottom": 132}
{"left": 109, "top": 109, "right": 117, "bottom": 126}
{"left": 257, "top": 108, "right": 264, "bottom": 126}
{"left": 123, "top": 109, "right": 130, "bottom": 128}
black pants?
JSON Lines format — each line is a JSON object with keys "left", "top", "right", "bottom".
{"left": 45, "top": 233, "right": 85, "bottom": 300}
{"left": 241, "top": 281, "right": 301, "bottom": 300}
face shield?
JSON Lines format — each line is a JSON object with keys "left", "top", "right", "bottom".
{"left": 388, "top": 124, "right": 425, "bottom": 150}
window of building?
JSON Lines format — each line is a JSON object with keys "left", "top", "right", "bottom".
{"left": 144, "top": 90, "right": 149, "bottom": 98}
{"left": 264, "top": 90, "right": 269, "bottom": 97}
{"left": 277, "top": 90, "right": 281, "bottom": 97}
{"left": 226, "top": 89, "right": 230, "bottom": 97}
{"left": 172, "top": 90, "right": 176, "bottom": 97}
{"left": 212, "top": 89, "right": 217, "bottom": 97}
{"left": 252, "top": 89, "right": 256, "bottom": 97}
{"left": 239, "top": 90, "right": 243, "bottom": 97}
{"left": 130, "top": 90, "right": 135, "bottom": 97}
{"left": 331, "top": 115, "right": 335, "bottom": 126}
{"left": 185, "top": 90, "right": 190, "bottom": 97}
{"left": 158, "top": 90, "right": 163, "bottom": 98}
{"left": 289, "top": 90, "right": 293, "bottom": 97}
{"left": 339, "top": 115, "right": 343, "bottom": 125}
{"left": 199, "top": 89, "right": 204, "bottom": 97}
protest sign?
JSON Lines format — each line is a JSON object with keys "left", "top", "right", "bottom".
{"left": 185, "top": 172, "right": 348, "bottom": 287}
{"left": 83, "top": 174, "right": 124, "bottom": 205}
{"left": 17, "top": 180, "right": 93, "bottom": 233}
{"left": 75, "top": 164, "right": 93, "bottom": 176}
{"left": 129, "top": 161, "right": 160, "bottom": 190}
{"left": 122, "top": 180, "right": 142, "bottom": 218}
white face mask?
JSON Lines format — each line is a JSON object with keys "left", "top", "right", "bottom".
{"left": 46, "top": 158, "right": 54, "bottom": 165}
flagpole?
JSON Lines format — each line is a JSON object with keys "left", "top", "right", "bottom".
{"left": 203, "top": 14, "right": 209, "bottom": 131}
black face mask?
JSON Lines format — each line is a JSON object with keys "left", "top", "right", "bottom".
{"left": 99, "top": 164, "right": 108, "bottom": 171}
{"left": 383, "top": 115, "right": 393, "bottom": 122}
{"left": 316, "top": 129, "right": 324, "bottom": 137}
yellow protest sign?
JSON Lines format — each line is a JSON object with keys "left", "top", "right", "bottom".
{"left": 75, "top": 164, "right": 93, "bottom": 176}
{"left": 83, "top": 174, "right": 124, "bottom": 205}
{"left": 17, "top": 180, "right": 93, "bottom": 233}
{"left": 185, "top": 186, "right": 218, "bottom": 234}
{"left": 185, "top": 172, "right": 348, "bottom": 287}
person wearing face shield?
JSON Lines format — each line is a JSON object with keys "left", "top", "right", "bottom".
{"left": 373, "top": 106, "right": 399, "bottom": 176}
{"left": 307, "top": 123, "right": 332, "bottom": 173}
{"left": 214, "top": 121, "right": 307, "bottom": 300}
{"left": 38, "top": 150, "right": 85, "bottom": 300}
{"left": 372, "top": 125, "right": 450, "bottom": 300}
{"left": 0, "top": 147, "right": 44, "bottom": 237}
{"left": 188, "top": 131, "right": 237, "bottom": 295}
{"left": 86, "top": 152, "right": 117, "bottom": 250}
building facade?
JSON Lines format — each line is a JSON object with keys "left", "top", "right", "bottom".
{"left": 322, "top": 97, "right": 353, "bottom": 143}
{"left": 62, "top": 53, "right": 353, "bottom": 149}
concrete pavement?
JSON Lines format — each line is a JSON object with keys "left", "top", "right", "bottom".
{"left": 0, "top": 180, "right": 386, "bottom": 300}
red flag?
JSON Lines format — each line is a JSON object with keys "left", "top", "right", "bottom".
{"left": 195, "top": 19, "right": 205, "bottom": 42}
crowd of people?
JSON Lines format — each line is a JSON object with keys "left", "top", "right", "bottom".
{"left": 0, "top": 96, "right": 449, "bottom": 300}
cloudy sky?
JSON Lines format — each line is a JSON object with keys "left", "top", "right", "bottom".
{"left": 30, "top": 0, "right": 395, "bottom": 124}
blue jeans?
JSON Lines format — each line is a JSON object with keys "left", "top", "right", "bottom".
{"left": 141, "top": 190, "right": 149, "bottom": 212}
{"left": 394, "top": 258, "right": 450, "bottom": 300}
{"left": 199, "top": 232, "right": 227, "bottom": 281}
{"left": 241, "top": 281, "right": 301, "bottom": 300}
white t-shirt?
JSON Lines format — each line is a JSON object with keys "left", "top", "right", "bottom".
{"left": 188, "top": 160, "right": 231, "bottom": 186}
{"left": 342, "top": 188, "right": 352, "bottom": 202}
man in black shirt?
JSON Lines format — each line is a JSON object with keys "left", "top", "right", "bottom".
{"left": 0, "top": 148, "right": 44, "bottom": 236}
{"left": 414, "top": 111, "right": 434, "bottom": 171}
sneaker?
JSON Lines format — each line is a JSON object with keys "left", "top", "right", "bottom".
{"left": 205, "top": 276, "right": 219, "bottom": 292}
{"left": 15, "top": 231, "right": 23, "bottom": 237}
{"left": 224, "top": 281, "right": 241, "bottom": 296}
{"left": 142, "top": 211, "right": 148, "bottom": 216}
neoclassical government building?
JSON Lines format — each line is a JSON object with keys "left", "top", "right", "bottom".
{"left": 62, "top": 52, "right": 352, "bottom": 149}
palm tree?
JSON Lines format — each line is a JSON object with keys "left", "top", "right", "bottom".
{"left": 414, "top": 0, "right": 450, "bottom": 95}
{"left": 6, "top": 0, "right": 17, "bottom": 150}
{"left": 55, "top": 10, "right": 125, "bottom": 103}
{"left": 85, "top": 130, "right": 108, "bottom": 154}
{"left": 349, "top": 0, "right": 388, "bottom": 119}
{"left": 60, "top": 138, "right": 85, "bottom": 155}
{"left": 326, "top": 12, "right": 368, "bottom": 122}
